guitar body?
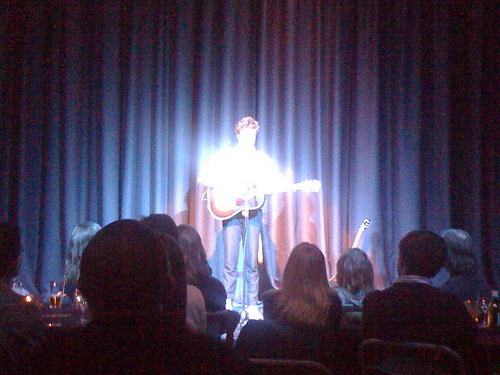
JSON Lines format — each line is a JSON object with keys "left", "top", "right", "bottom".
{"left": 206, "top": 187, "right": 266, "bottom": 221}
{"left": 205, "top": 179, "right": 321, "bottom": 221}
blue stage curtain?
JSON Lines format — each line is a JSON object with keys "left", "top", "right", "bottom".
{"left": 1, "top": 0, "right": 498, "bottom": 297}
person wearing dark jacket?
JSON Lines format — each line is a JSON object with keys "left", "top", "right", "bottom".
{"left": 362, "top": 230, "right": 483, "bottom": 374}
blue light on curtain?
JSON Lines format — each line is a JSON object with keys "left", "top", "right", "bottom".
{"left": 1, "top": 0, "right": 497, "bottom": 296}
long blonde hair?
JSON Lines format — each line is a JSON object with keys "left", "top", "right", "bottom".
{"left": 64, "top": 222, "right": 101, "bottom": 286}
{"left": 276, "top": 242, "right": 331, "bottom": 326}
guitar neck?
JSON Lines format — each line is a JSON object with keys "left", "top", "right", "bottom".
{"left": 263, "top": 180, "right": 321, "bottom": 195}
{"left": 352, "top": 219, "right": 371, "bottom": 248}
{"left": 206, "top": 179, "right": 321, "bottom": 221}
{"left": 352, "top": 231, "right": 364, "bottom": 248}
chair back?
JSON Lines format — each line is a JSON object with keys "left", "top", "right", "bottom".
{"left": 234, "top": 319, "right": 324, "bottom": 362}
{"left": 358, "top": 338, "right": 466, "bottom": 375}
{"left": 246, "top": 358, "right": 331, "bottom": 375}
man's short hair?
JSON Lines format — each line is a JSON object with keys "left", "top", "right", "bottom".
{"left": 398, "top": 229, "right": 447, "bottom": 278}
{"left": 234, "top": 116, "right": 259, "bottom": 134}
{"left": 0, "top": 223, "right": 21, "bottom": 279}
{"left": 78, "top": 219, "right": 173, "bottom": 316}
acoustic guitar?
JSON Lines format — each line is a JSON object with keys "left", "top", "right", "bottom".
{"left": 206, "top": 179, "right": 321, "bottom": 221}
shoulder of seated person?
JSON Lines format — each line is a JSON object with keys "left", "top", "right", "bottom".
{"left": 261, "top": 288, "right": 279, "bottom": 300}
{"left": 327, "top": 289, "right": 343, "bottom": 303}
{"left": 187, "top": 284, "right": 204, "bottom": 295}
{"left": 177, "top": 331, "right": 236, "bottom": 356}
{"left": 362, "top": 288, "right": 383, "bottom": 302}
{"left": 203, "top": 274, "right": 225, "bottom": 287}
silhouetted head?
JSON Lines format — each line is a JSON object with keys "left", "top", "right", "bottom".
{"left": 336, "top": 247, "right": 374, "bottom": 295}
{"left": 140, "top": 214, "right": 179, "bottom": 242}
{"left": 140, "top": 214, "right": 186, "bottom": 328}
{"left": 78, "top": 219, "right": 174, "bottom": 319}
{"left": 397, "top": 230, "right": 447, "bottom": 278}
{"left": 0, "top": 223, "right": 21, "bottom": 280}
{"left": 177, "top": 224, "right": 211, "bottom": 285}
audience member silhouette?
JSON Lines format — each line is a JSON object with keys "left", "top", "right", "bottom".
{"left": 362, "top": 229, "right": 480, "bottom": 374}
{"left": 177, "top": 224, "right": 226, "bottom": 313}
{"left": 331, "top": 247, "right": 374, "bottom": 325}
{"left": 21, "top": 219, "right": 242, "bottom": 374}
{"left": 140, "top": 213, "right": 187, "bottom": 329}
{"left": 331, "top": 248, "right": 374, "bottom": 374}
{"left": 235, "top": 242, "right": 342, "bottom": 371}
{"left": 0, "top": 223, "right": 43, "bottom": 365}
{"left": 142, "top": 215, "right": 212, "bottom": 333}
{"left": 63, "top": 222, "right": 101, "bottom": 303}
{"left": 141, "top": 213, "right": 180, "bottom": 241}
{"left": 263, "top": 242, "right": 342, "bottom": 329}
{"left": 178, "top": 224, "right": 229, "bottom": 334}
{"left": 440, "top": 228, "right": 490, "bottom": 302}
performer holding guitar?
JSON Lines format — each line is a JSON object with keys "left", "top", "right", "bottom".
{"left": 198, "top": 117, "right": 319, "bottom": 320}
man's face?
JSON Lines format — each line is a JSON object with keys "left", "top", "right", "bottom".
{"left": 237, "top": 128, "right": 257, "bottom": 148}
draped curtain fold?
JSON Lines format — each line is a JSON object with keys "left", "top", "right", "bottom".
{"left": 1, "top": 0, "right": 498, "bottom": 296}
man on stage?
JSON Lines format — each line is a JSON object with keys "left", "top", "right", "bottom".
{"left": 198, "top": 117, "right": 287, "bottom": 320}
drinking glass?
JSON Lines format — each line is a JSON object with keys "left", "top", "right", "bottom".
{"left": 74, "top": 288, "right": 90, "bottom": 324}
{"left": 49, "top": 280, "right": 65, "bottom": 309}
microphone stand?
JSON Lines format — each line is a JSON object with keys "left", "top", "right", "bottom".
{"left": 239, "top": 197, "right": 250, "bottom": 323}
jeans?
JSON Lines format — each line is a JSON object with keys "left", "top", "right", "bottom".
{"left": 222, "top": 210, "right": 262, "bottom": 306}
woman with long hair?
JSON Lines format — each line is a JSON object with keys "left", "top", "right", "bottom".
{"left": 64, "top": 222, "right": 101, "bottom": 301}
{"left": 177, "top": 224, "right": 226, "bottom": 312}
{"left": 263, "top": 242, "right": 342, "bottom": 328}
{"left": 334, "top": 248, "right": 374, "bottom": 307}
{"left": 331, "top": 248, "right": 374, "bottom": 327}
{"left": 235, "top": 243, "right": 341, "bottom": 370}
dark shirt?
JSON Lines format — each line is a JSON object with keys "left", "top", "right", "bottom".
{"left": 19, "top": 315, "right": 244, "bottom": 374}
{"left": 362, "top": 281, "right": 480, "bottom": 373}
{"left": 441, "top": 272, "right": 491, "bottom": 302}
{"left": 235, "top": 288, "right": 342, "bottom": 371}
{"left": 194, "top": 273, "right": 227, "bottom": 313}
{"left": 0, "top": 282, "right": 43, "bottom": 363}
